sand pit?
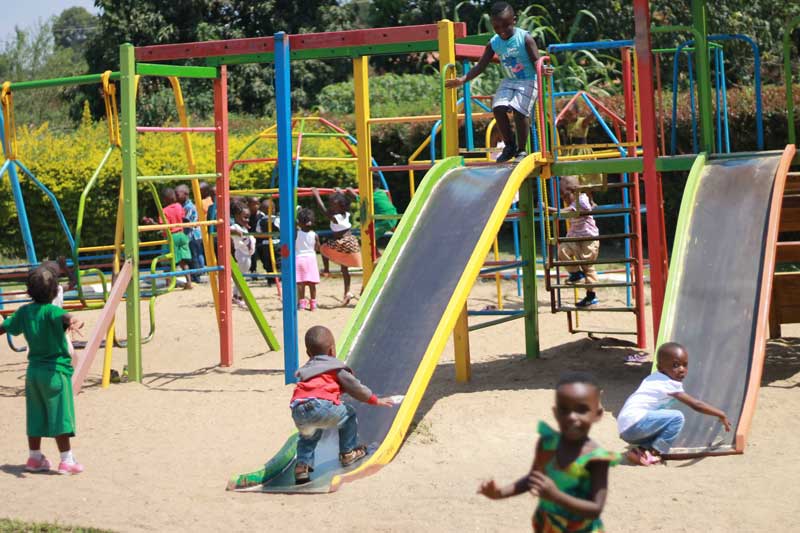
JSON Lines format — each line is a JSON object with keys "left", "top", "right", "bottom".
{"left": 1, "top": 275, "right": 799, "bottom": 531}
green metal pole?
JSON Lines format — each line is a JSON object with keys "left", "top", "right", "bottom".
{"left": 519, "top": 176, "right": 540, "bottom": 358}
{"left": 784, "top": 16, "right": 800, "bottom": 145}
{"left": 120, "top": 43, "right": 142, "bottom": 381}
{"left": 691, "top": 0, "right": 715, "bottom": 153}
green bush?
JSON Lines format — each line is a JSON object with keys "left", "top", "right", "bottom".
{"left": 317, "top": 73, "right": 441, "bottom": 117}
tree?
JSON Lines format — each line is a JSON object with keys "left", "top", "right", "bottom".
{"left": 52, "top": 6, "right": 98, "bottom": 53}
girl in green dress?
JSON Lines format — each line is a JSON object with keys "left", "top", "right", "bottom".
{"left": 478, "top": 372, "right": 619, "bottom": 532}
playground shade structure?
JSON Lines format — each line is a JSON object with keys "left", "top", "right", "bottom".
{"left": 229, "top": 155, "right": 541, "bottom": 493}
{"left": 657, "top": 148, "right": 792, "bottom": 455}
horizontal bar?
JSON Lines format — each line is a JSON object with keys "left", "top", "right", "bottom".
{"left": 571, "top": 329, "right": 638, "bottom": 336}
{"left": 548, "top": 40, "right": 633, "bottom": 53}
{"left": 551, "top": 154, "right": 697, "bottom": 175}
{"left": 77, "top": 240, "right": 168, "bottom": 253}
{"left": 468, "top": 312, "right": 527, "bottom": 331}
{"left": 559, "top": 233, "right": 636, "bottom": 243}
{"left": 138, "top": 219, "right": 221, "bottom": 232}
{"left": 368, "top": 112, "right": 492, "bottom": 125}
{"left": 140, "top": 265, "right": 223, "bottom": 280}
{"left": 550, "top": 281, "right": 636, "bottom": 289}
{"left": 297, "top": 156, "right": 356, "bottom": 162}
{"left": 370, "top": 164, "right": 432, "bottom": 172}
{"left": 551, "top": 258, "right": 635, "bottom": 267}
{"left": 468, "top": 309, "right": 526, "bottom": 316}
{"left": 456, "top": 33, "right": 492, "bottom": 46}
{"left": 136, "top": 126, "right": 217, "bottom": 133}
{"left": 259, "top": 132, "right": 349, "bottom": 138}
{"left": 137, "top": 23, "right": 465, "bottom": 62}
{"left": 137, "top": 173, "right": 220, "bottom": 183}
{"left": 480, "top": 261, "right": 528, "bottom": 275}
{"left": 373, "top": 214, "right": 402, "bottom": 221}
{"left": 7, "top": 72, "right": 120, "bottom": 91}
{"left": 558, "top": 306, "right": 636, "bottom": 313}
{"left": 136, "top": 63, "right": 218, "bottom": 79}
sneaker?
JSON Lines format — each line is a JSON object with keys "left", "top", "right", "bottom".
{"left": 576, "top": 294, "right": 599, "bottom": 308}
{"left": 57, "top": 461, "right": 84, "bottom": 475}
{"left": 495, "top": 143, "right": 518, "bottom": 163}
{"left": 298, "top": 298, "right": 309, "bottom": 310}
{"left": 565, "top": 271, "right": 586, "bottom": 284}
{"left": 25, "top": 455, "right": 51, "bottom": 472}
{"left": 514, "top": 150, "right": 529, "bottom": 162}
{"left": 294, "top": 462, "right": 313, "bottom": 485}
{"left": 309, "top": 299, "right": 317, "bottom": 311}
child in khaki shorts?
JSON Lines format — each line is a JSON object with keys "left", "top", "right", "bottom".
{"left": 0, "top": 266, "right": 85, "bottom": 475}
{"left": 555, "top": 176, "right": 600, "bottom": 307}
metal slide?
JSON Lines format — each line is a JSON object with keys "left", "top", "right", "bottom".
{"left": 656, "top": 146, "right": 795, "bottom": 455}
{"left": 228, "top": 154, "right": 542, "bottom": 493}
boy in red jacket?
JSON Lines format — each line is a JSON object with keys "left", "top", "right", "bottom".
{"left": 291, "top": 326, "right": 393, "bottom": 484}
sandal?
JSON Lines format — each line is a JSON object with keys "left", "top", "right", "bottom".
{"left": 625, "top": 352, "right": 649, "bottom": 363}
{"left": 339, "top": 445, "right": 368, "bottom": 467}
{"left": 642, "top": 449, "right": 662, "bottom": 466}
{"left": 294, "top": 462, "right": 313, "bottom": 485}
{"left": 342, "top": 292, "right": 356, "bottom": 307}
{"left": 624, "top": 447, "right": 648, "bottom": 466}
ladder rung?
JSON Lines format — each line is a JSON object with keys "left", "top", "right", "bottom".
{"left": 557, "top": 305, "right": 637, "bottom": 313}
{"left": 575, "top": 207, "right": 634, "bottom": 216}
{"left": 571, "top": 329, "right": 638, "bottom": 336}
{"left": 138, "top": 173, "right": 220, "bottom": 183}
{"left": 559, "top": 233, "right": 637, "bottom": 243}
{"left": 550, "top": 281, "right": 636, "bottom": 290}
{"left": 577, "top": 182, "right": 634, "bottom": 192}
{"left": 550, "top": 258, "right": 635, "bottom": 267}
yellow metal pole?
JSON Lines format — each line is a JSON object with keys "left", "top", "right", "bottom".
{"left": 438, "top": 19, "right": 470, "bottom": 382}
{"left": 353, "top": 55, "right": 375, "bottom": 284}
{"left": 102, "top": 186, "right": 126, "bottom": 388}
{"left": 492, "top": 237, "right": 503, "bottom": 310}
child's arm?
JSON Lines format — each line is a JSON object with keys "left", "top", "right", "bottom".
{"left": 337, "top": 370, "right": 394, "bottom": 407}
{"left": 670, "top": 392, "right": 732, "bottom": 431}
{"left": 524, "top": 33, "right": 541, "bottom": 65}
{"left": 445, "top": 44, "right": 495, "bottom": 88}
{"left": 314, "top": 234, "right": 321, "bottom": 253}
{"left": 311, "top": 187, "right": 336, "bottom": 222}
{"left": 62, "top": 313, "right": 84, "bottom": 336}
{"left": 477, "top": 439, "right": 543, "bottom": 499}
{"left": 528, "top": 460, "right": 610, "bottom": 519}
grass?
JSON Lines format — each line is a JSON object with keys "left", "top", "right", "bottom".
{"left": 0, "top": 519, "right": 113, "bottom": 533}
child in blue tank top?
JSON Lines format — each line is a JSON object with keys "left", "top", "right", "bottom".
{"left": 446, "top": 2, "right": 541, "bottom": 162}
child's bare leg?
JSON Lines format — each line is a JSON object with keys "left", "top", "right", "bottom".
{"left": 513, "top": 111, "right": 531, "bottom": 152}
{"left": 322, "top": 256, "right": 330, "bottom": 275}
{"left": 182, "top": 261, "right": 193, "bottom": 289}
{"left": 309, "top": 283, "right": 317, "bottom": 300}
{"left": 55, "top": 434, "right": 71, "bottom": 453}
{"left": 28, "top": 436, "right": 42, "bottom": 451}
{"left": 297, "top": 284, "right": 306, "bottom": 301}
{"left": 342, "top": 266, "right": 352, "bottom": 305}
{"left": 493, "top": 106, "right": 515, "bottom": 147}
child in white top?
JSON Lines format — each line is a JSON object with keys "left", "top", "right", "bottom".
{"left": 230, "top": 201, "right": 255, "bottom": 308}
{"left": 313, "top": 187, "right": 361, "bottom": 306}
{"left": 617, "top": 342, "right": 731, "bottom": 465}
{"left": 295, "top": 208, "right": 320, "bottom": 311}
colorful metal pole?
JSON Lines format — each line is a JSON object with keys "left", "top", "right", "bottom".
{"left": 275, "top": 32, "right": 298, "bottom": 384}
{"left": 519, "top": 176, "right": 540, "bottom": 358}
{"left": 354, "top": 55, "right": 376, "bottom": 282}
{"left": 0, "top": 113, "right": 37, "bottom": 264}
{"left": 120, "top": 43, "right": 142, "bottom": 380}
{"left": 439, "top": 20, "right": 470, "bottom": 382}
{"left": 214, "top": 65, "right": 233, "bottom": 367}
{"left": 691, "top": 0, "right": 715, "bottom": 153}
{"left": 633, "top": 0, "right": 669, "bottom": 342}
{"left": 623, "top": 48, "right": 647, "bottom": 349}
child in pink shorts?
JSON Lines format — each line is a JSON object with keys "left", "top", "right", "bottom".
{"left": 296, "top": 208, "right": 320, "bottom": 311}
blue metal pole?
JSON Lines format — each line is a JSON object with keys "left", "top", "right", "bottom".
{"left": 274, "top": 31, "right": 298, "bottom": 384}
{"left": 714, "top": 47, "right": 722, "bottom": 154}
{"left": 0, "top": 114, "right": 37, "bottom": 264}
{"left": 15, "top": 160, "right": 75, "bottom": 251}
{"left": 720, "top": 48, "right": 731, "bottom": 152}
{"left": 463, "top": 62, "right": 474, "bottom": 151}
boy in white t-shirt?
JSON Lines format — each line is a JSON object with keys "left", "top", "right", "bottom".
{"left": 617, "top": 342, "right": 731, "bottom": 465}
{"left": 230, "top": 201, "right": 256, "bottom": 308}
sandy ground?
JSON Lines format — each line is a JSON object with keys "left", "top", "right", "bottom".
{"left": 1, "top": 273, "right": 799, "bottom": 532}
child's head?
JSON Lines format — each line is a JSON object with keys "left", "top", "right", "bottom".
{"left": 305, "top": 325, "right": 335, "bottom": 357}
{"left": 372, "top": 173, "right": 383, "bottom": 191}
{"left": 297, "top": 207, "right": 315, "bottom": 230}
{"left": 656, "top": 342, "right": 689, "bottom": 382}
{"left": 161, "top": 187, "right": 177, "bottom": 205}
{"left": 175, "top": 184, "right": 190, "bottom": 205}
{"left": 27, "top": 265, "right": 60, "bottom": 303}
{"left": 329, "top": 192, "right": 349, "bottom": 214}
{"left": 553, "top": 371, "right": 603, "bottom": 442}
{"left": 200, "top": 181, "right": 212, "bottom": 199}
{"left": 490, "top": 2, "right": 516, "bottom": 40}
{"left": 247, "top": 197, "right": 260, "bottom": 214}
{"left": 231, "top": 200, "right": 248, "bottom": 225}
{"left": 261, "top": 198, "right": 275, "bottom": 215}
{"left": 559, "top": 175, "right": 579, "bottom": 203}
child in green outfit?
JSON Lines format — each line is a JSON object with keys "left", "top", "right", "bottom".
{"left": 0, "top": 266, "right": 85, "bottom": 475}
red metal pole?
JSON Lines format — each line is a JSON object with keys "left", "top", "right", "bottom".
{"left": 633, "top": 0, "right": 669, "bottom": 343}
{"left": 214, "top": 65, "right": 233, "bottom": 367}
{"left": 623, "top": 47, "right": 648, "bottom": 349}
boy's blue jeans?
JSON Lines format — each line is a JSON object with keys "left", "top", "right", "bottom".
{"left": 619, "top": 409, "right": 685, "bottom": 454}
{"left": 291, "top": 399, "right": 358, "bottom": 466}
